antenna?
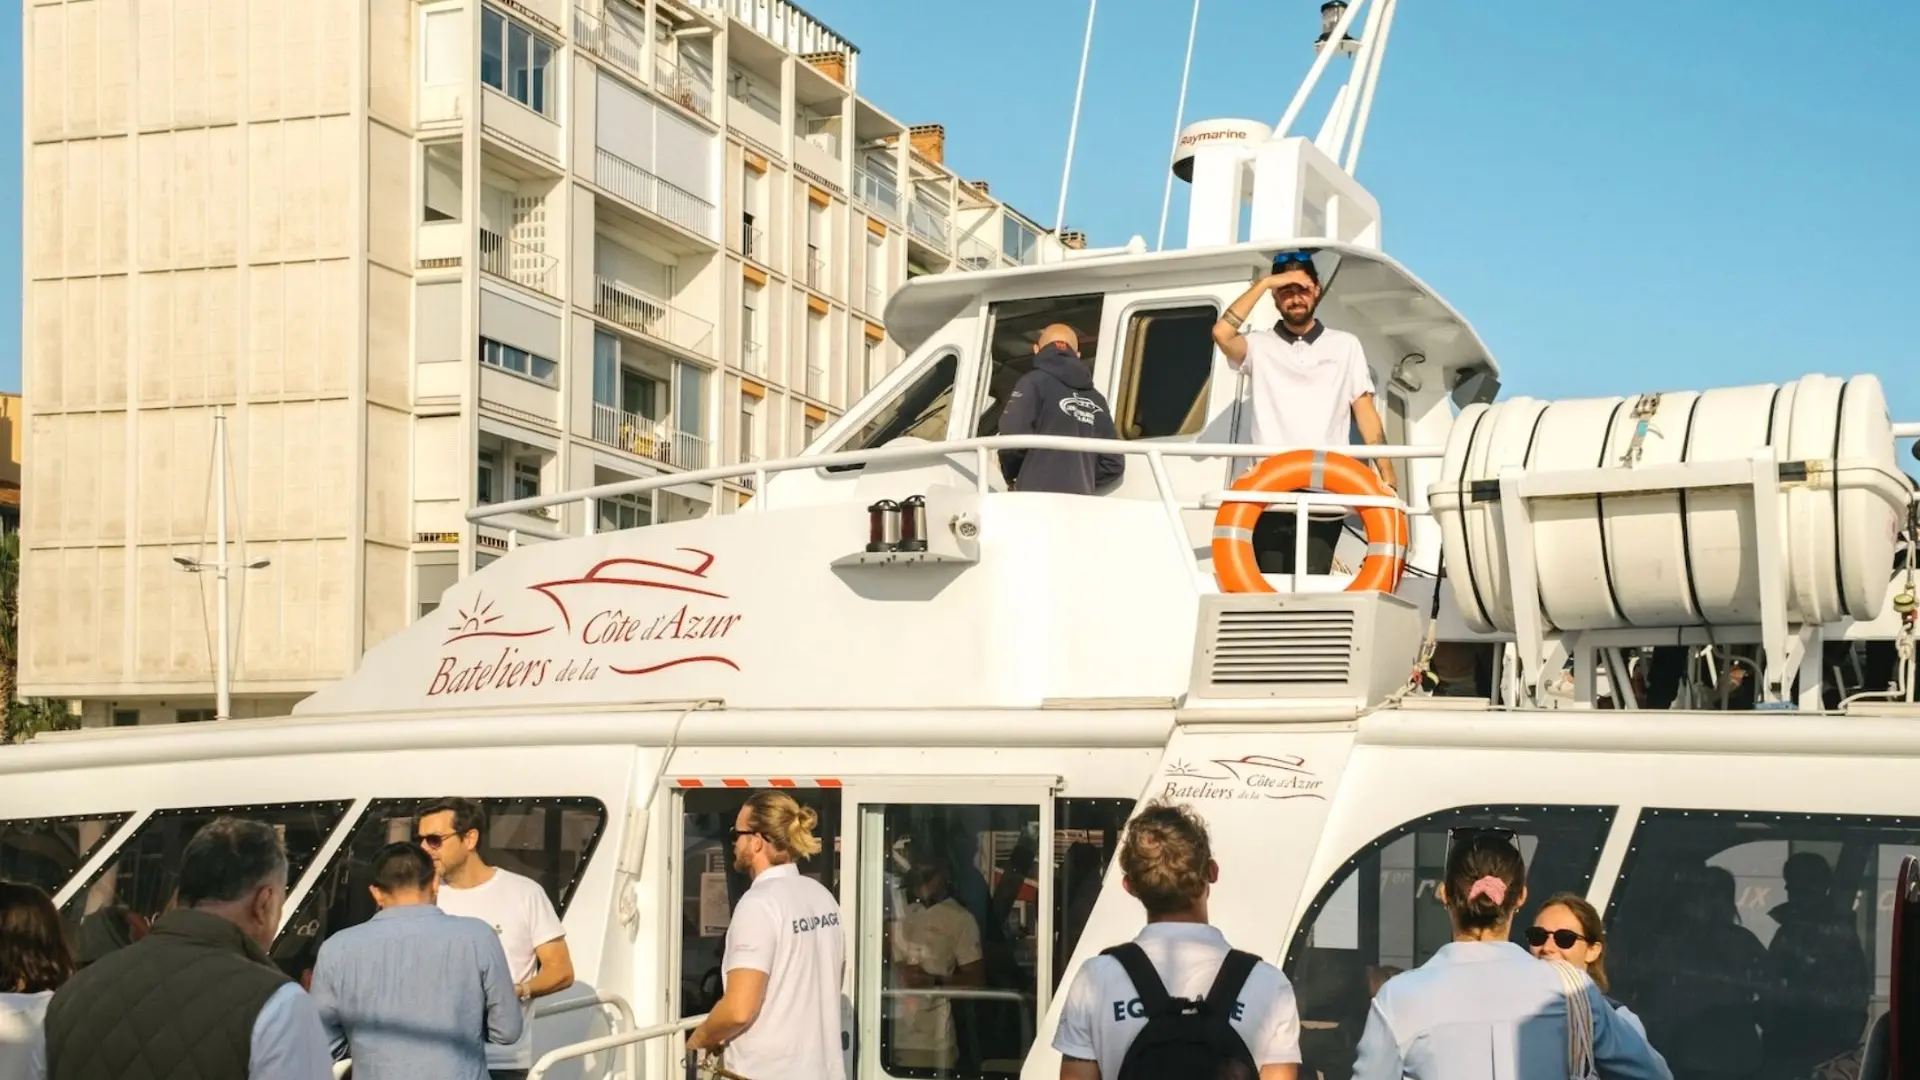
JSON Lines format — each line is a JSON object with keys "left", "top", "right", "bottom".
{"left": 1053, "top": 0, "right": 1099, "bottom": 237}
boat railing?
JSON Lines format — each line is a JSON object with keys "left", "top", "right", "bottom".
{"left": 883, "top": 987, "right": 1035, "bottom": 1053}
{"left": 465, "top": 434, "right": 1443, "bottom": 573}
{"left": 333, "top": 993, "right": 650, "bottom": 1079}
{"left": 527, "top": 1013, "right": 706, "bottom": 1080}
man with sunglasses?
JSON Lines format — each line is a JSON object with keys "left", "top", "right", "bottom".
{"left": 1212, "top": 250, "right": 1395, "bottom": 575}
{"left": 418, "top": 797, "right": 574, "bottom": 1080}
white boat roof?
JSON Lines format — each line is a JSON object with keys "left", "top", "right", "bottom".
{"left": 883, "top": 238, "right": 1501, "bottom": 381}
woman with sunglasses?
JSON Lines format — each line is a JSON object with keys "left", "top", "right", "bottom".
{"left": 1527, "top": 894, "right": 1646, "bottom": 1036}
{"left": 1352, "top": 831, "right": 1672, "bottom": 1080}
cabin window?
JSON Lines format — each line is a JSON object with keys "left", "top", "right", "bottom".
{"left": 1280, "top": 804, "right": 1616, "bottom": 1080}
{"left": 973, "top": 293, "right": 1104, "bottom": 439}
{"left": 1604, "top": 808, "right": 1920, "bottom": 1077}
{"left": 864, "top": 800, "right": 1042, "bottom": 1079}
{"left": 678, "top": 787, "right": 844, "bottom": 1018}
{"left": 825, "top": 352, "right": 959, "bottom": 473}
{"left": 1052, "top": 798, "right": 1132, "bottom": 991}
{"left": 61, "top": 801, "right": 352, "bottom": 935}
{"left": 0, "top": 812, "right": 131, "bottom": 897}
{"left": 1114, "top": 304, "right": 1217, "bottom": 440}
{"left": 271, "top": 796, "right": 608, "bottom": 981}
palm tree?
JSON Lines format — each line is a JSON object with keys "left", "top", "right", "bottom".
{"left": 1, "top": 529, "right": 77, "bottom": 743}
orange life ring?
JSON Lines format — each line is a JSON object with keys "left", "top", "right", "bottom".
{"left": 1211, "top": 450, "right": 1409, "bottom": 593}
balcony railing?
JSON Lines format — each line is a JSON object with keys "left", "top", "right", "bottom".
{"left": 805, "top": 244, "right": 826, "bottom": 290}
{"left": 805, "top": 365, "right": 825, "bottom": 400}
{"left": 595, "top": 148, "right": 716, "bottom": 239}
{"left": 590, "top": 402, "right": 710, "bottom": 470}
{"left": 593, "top": 276, "right": 715, "bottom": 357}
{"left": 955, "top": 233, "right": 999, "bottom": 272}
{"left": 738, "top": 218, "right": 766, "bottom": 262}
{"left": 572, "top": 6, "right": 644, "bottom": 81}
{"left": 479, "top": 230, "right": 559, "bottom": 296}
{"left": 865, "top": 284, "right": 884, "bottom": 313}
{"left": 655, "top": 53, "right": 713, "bottom": 118}
{"left": 737, "top": 452, "right": 760, "bottom": 490}
{"left": 854, "top": 166, "right": 901, "bottom": 221}
{"left": 740, "top": 336, "right": 763, "bottom": 375}
{"left": 907, "top": 200, "right": 950, "bottom": 251}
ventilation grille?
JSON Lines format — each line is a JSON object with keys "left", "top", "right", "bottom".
{"left": 1206, "top": 608, "right": 1356, "bottom": 686}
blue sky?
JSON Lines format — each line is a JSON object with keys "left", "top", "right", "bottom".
{"left": 4, "top": 1, "right": 1917, "bottom": 442}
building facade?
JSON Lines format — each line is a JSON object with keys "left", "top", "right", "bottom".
{"left": 20, "top": 0, "right": 1064, "bottom": 725}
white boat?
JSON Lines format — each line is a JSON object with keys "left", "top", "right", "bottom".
{"left": 6, "top": 3, "right": 1920, "bottom": 1079}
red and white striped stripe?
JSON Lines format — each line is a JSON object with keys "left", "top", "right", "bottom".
{"left": 674, "top": 777, "right": 843, "bottom": 789}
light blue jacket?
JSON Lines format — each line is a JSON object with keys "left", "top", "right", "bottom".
{"left": 1353, "top": 941, "right": 1672, "bottom": 1080}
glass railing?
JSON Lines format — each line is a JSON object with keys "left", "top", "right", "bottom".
{"left": 854, "top": 166, "right": 902, "bottom": 221}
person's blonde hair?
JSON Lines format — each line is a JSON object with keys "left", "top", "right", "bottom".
{"left": 745, "top": 791, "right": 822, "bottom": 862}
{"left": 1119, "top": 800, "right": 1212, "bottom": 916}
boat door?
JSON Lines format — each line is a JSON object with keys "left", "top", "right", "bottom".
{"left": 844, "top": 776, "right": 1060, "bottom": 1080}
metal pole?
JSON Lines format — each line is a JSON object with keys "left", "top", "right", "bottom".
{"left": 1155, "top": 0, "right": 1203, "bottom": 252}
{"left": 213, "top": 407, "right": 232, "bottom": 723}
{"left": 1274, "top": 0, "right": 1366, "bottom": 140}
{"left": 1343, "top": 0, "right": 1398, "bottom": 173}
{"left": 1324, "top": 0, "right": 1387, "bottom": 162}
{"left": 1053, "top": 0, "right": 1099, "bottom": 236}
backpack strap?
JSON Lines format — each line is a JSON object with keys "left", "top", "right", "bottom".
{"left": 1205, "top": 950, "right": 1260, "bottom": 1014}
{"left": 1102, "top": 943, "right": 1173, "bottom": 1016}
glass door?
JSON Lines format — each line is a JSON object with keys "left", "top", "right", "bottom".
{"left": 846, "top": 779, "right": 1057, "bottom": 1080}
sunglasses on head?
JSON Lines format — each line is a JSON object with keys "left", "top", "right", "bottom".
{"left": 1272, "top": 250, "right": 1316, "bottom": 269}
{"left": 1446, "top": 826, "right": 1518, "bottom": 846}
{"left": 1525, "top": 926, "right": 1591, "bottom": 950}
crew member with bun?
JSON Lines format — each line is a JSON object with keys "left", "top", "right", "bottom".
{"left": 1352, "top": 830, "right": 1672, "bottom": 1080}
{"left": 688, "top": 792, "right": 847, "bottom": 1080}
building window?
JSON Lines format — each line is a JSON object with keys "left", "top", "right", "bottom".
{"left": 414, "top": 555, "right": 460, "bottom": 620}
{"left": 176, "top": 709, "right": 216, "bottom": 723}
{"left": 862, "top": 337, "right": 879, "bottom": 394}
{"left": 803, "top": 417, "right": 821, "bottom": 448}
{"left": 480, "top": 337, "right": 558, "bottom": 386}
{"left": 110, "top": 709, "right": 140, "bottom": 727}
{"left": 738, "top": 398, "right": 757, "bottom": 462}
{"left": 1114, "top": 305, "right": 1218, "bottom": 440}
{"left": 422, "top": 9, "right": 462, "bottom": 86}
{"left": 598, "top": 493, "right": 653, "bottom": 531}
{"left": 1605, "top": 809, "right": 1920, "bottom": 1076}
{"left": 0, "top": 813, "right": 133, "bottom": 898}
{"left": 477, "top": 450, "right": 499, "bottom": 504}
{"left": 480, "top": 7, "right": 556, "bottom": 117}
{"left": 1281, "top": 805, "right": 1617, "bottom": 1080}
{"left": 1003, "top": 217, "right": 1041, "bottom": 266}
{"left": 513, "top": 460, "right": 541, "bottom": 502}
{"left": 271, "top": 797, "right": 608, "bottom": 982}
{"left": 422, "top": 143, "right": 462, "bottom": 223}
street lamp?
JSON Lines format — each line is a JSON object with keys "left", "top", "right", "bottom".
{"left": 170, "top": 407, "right": 271, "bottom": 724}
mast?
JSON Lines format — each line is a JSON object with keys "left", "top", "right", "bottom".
{"left": 213, "top": 407, "right": 231, "bottom": 723}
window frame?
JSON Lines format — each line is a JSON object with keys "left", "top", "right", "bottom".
{"left": 968, "top": 292, "right": 1107, "bottom": 442}
{"left": 480, "top": 6, "right": 559, "bottom": 118}
{"left": 479, "top": 336, "right": 559, "bottom": 387}
{"left": 823, "top": 348, "right": 962, "bottom": 474}
{"left": 1110, "top": 299, "right": 1222, "bottom": 441}
{"left": 2, "top": 811, "right": 135, "bottom": 899}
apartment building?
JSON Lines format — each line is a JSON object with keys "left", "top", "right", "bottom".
{"left": 19, "top": 0, "right": 1064, "bottom": 724}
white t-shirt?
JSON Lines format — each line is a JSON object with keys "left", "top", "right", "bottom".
{"left": 1239, "top": 321, "right": 1375, "bottom": 450}
{"left": 437, "top": 866, "right": 566, "bottom": 1070}
{"left": 1053, "top": 923, "right": 1302, "bottom": 1079}
{"left": 0, "top": 991, "right": 51, "bottom": 1080}
{"left": 722, "top": 863, "right": 847, "bottom": 1080}
{"left": 891, "top": 896, "right": 984, "bottom": 1064}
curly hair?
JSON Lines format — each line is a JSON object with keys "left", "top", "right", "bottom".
{"left": 1119, "top": 801, "right": 1213, "bottom": 917}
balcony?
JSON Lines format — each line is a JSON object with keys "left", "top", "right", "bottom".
{"left": 593, "top": 276, "right": 715, "bottom": 357}
{"left": 738, "top": 218, "right": 767, "bottom": 263}
{"left": 655, "top": 53, "right": 713, "bottom": 119}
{"left": 907, "top": 200, "right": 950, "bottom": 251}
{"left": 590, "top": 402, "right": 710, "bottom": 469}
{"left": 572, "top": 6, "right": 644, "bottom": 82}
{"left": 740, "top": 336, "right": 763, "bottom": 375}
{"left": 854, "top": 165, "right": 901, "bottom": 221}
{"left": 737, "top": 452, "right": 760, "bottom": 490}
{"left": 595, "top": 148, "right": 717, "bottom": 239}
{"left": 805, "top": 365, "right": 825, "bottom": 400}
{"left": 479, "top": 230, "right": 559, "bottom": 296}
{"left": 804, "top": 244, "right": 826, "bottom": 290}
{"left": 956, "top": 233, "right": 998, "bottom": 272}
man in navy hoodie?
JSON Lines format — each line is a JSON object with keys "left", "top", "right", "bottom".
{"left": 996, "top": 324, "right": 1125, "bottom": 494}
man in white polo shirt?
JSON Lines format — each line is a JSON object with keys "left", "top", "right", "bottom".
{"left": 688, "top": 791, "right": 847, "bottom": 1080}
{"left": 1053, "top": 800, "right": 1300, "bottom": 1080}
{"left": 1212, "top": 249, "right": 1395, "bottom": 576}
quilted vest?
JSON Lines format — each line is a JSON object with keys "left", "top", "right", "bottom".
{"left": 45, "top": 908, "right": 291, "bottom": 1080}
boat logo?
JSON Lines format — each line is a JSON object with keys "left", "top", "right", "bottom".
{"left": 1058, "top": 394, "right": 1103, "bottom": 425}
{"left": 426, "top": 547, "right": 745, "bottom": 698}
{"left": 1158, "top": 754, "right": 1327, "bottom": 802}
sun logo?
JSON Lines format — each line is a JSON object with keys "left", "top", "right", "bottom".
{"left": 447, "top": 595, "right": 504, "bottom": 638}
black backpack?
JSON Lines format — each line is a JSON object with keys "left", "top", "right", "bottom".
{"left": 1103, "top": 942, "right": 1262, "bottom": 1080}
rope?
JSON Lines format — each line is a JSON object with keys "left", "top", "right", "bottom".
{"left": 1053, "top": 0, "right": 1100, "bottom": 239}
{"left": 1154, "top": 0, "right": 1203, "bottom": 252}
{"left": 1554, "top": 960, "right": 1599, "bottom": 1080}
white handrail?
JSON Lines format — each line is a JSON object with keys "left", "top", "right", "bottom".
{"left": 534, "top": 991, "right": 641, "bottom": 1080}
{"left": 528, "top": 1014, "right": 706, "bottom": 1080}
{"left": 883, "top": 987, "right": 1034, "bottom": 1048}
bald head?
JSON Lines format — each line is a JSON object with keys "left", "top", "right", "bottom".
{"left": 1034, "top": 324, "right": 1080, "bottom": 355}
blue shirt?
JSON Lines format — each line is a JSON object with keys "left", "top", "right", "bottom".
{"left": 250, "top": 984, "right": 336, "bottom": 1080}
{"left": 1353, "top": 941, "right": 1673, "bottom": 1080}
{"left": 309, "top": 904, "right": 523, "bottom": 1080}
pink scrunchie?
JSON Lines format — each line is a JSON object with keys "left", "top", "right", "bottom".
{"left": 1467, "top": 875, "right": 1508, "bottom": 905}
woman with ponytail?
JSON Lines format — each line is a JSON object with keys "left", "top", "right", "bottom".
{"left": 1351, "top": 830, "right": 1673, "bottom": 1080}
{"left": 688, "top": 791, "right": 846, "bottom": 1080}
